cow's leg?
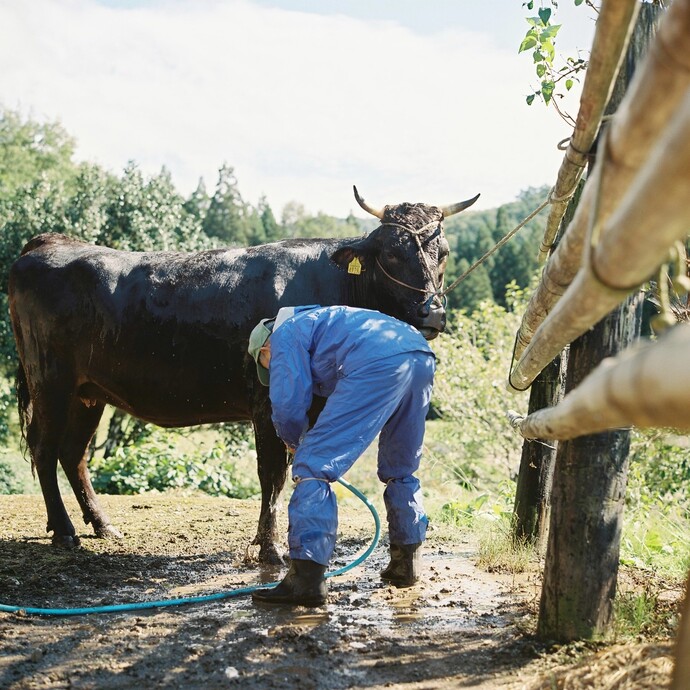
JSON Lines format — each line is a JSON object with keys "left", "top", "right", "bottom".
{"left": 26, "top": 392, "right": 80, "bottom": 548}
{"left": 252, "top": 412, "right": 291, "bottom": 565}
{"left": 59, "top": 400, "right": 123, "bottom": 540}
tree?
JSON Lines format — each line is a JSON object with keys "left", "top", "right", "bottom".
{"left": 0, "top": 108, "right": 77, "bottom": 201}
{"left": 184, "top": 178, "right": 211, "bottom": 222}
{"left": 444, "top": 186, "right": 549, "bottom": 308}
{"left": 258, "top": 195, "right": 282, "bottom": 242}
{"left": 450, "top": 259, "right": 494, "bottom": 313}
{"left": 202, "top": 164, "right": 249, "bottom": 245}
{"left": 96, "top": 163, "right": 205, "bottom": 252}
{"left": 0, "top": 113, "right": 211, "bottom": 449}
{"left": 281, "top": 201, "right": 307, "bottom": 238}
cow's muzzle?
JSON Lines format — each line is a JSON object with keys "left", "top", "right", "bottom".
{"left": 416, "top": 294, "right": 446, "bottom": 340}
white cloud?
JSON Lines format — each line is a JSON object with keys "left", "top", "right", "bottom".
{"left": 0, "top": 0, "right": 590, "bottom": 217}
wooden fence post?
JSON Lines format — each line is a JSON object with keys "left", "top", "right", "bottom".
{"left": 536, "top": 2, "right": 662, "bottom": 641}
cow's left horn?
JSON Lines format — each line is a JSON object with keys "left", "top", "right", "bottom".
{"left": 440, "top": 193, "right": 481, "bottom": 218}
{"left": 353, "top": 185, "right": 384, "bottom": 220}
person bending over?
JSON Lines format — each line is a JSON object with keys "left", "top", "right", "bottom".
{"left": 247, "top": 305, "right": 436, "bottom": 606}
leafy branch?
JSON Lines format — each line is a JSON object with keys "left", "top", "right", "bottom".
{"left": 520, "top": 1, "right": 595, "bottom": 121}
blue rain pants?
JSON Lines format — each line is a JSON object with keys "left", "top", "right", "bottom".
{"left": 288, "top": 350, "right": 435, "bottom": 566}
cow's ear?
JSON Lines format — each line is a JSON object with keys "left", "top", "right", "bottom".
{"left": 330, "top": 233, "right": 378, "bottom": 273}
{"left": 331, "top": 246, "right": 370, "bottom": 275}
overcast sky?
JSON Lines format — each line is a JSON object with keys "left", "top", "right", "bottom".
{"left": 0, "top": 0, "right": 597, "bottom": 218}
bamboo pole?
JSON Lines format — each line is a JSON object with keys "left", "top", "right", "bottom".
{"left": 509, "top": 89, "right": 690, "bottom": 392}
{"left": 538, "top": 0, "right": 639, "bottom": 261}
{"left": 513, "top": 0, "right": 690, "bottom": 364}
{"left": 510, "top": 322, "right": 690, "bottom": 440}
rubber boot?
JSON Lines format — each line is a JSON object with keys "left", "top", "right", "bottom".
{"left": 380, "top": 543, "right": 422, "bottom": 587}
{"left": 252, "top": 559, "right": 328, "bottom": 606}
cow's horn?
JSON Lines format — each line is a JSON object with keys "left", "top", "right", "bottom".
{"left": 353, "top": 185, "right": 384, "bottom": 220}
{"left": 440, "top": 193, "right": 481, "bottom": 218}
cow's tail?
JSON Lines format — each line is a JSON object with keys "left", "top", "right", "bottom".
{"left": 16, "top": 361, "right": 33, "bottom": 470}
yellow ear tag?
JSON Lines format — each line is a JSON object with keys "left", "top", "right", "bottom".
{"left": 347, "top": 257, "right": 362, "bottom": 275}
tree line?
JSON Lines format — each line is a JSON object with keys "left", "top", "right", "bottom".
{"left": 0, "top": 107, "right": 548, "bottom": 443}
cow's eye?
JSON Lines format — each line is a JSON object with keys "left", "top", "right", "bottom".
{"left": 384, "top": 250, "right": 399, "bottom": 264}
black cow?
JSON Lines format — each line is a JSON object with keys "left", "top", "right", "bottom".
{"left": 9, "top": 187, "right": 478, "bottom": 562}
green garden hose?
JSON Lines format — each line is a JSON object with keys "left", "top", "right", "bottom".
{"left": 0, "top": 477, "right": 380, "bottom": 617}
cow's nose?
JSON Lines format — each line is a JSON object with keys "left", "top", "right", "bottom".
{"left": 417, "top": 294, "right": 443, "bottom": 318}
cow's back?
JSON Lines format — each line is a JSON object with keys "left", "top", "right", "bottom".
{"left": 9, "top": 233, "right": 350, "bottom": 426}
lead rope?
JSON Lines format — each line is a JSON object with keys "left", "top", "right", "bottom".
{"left": 438, "top": 197, "right": 551, "bottom": 299}
{"left": 377, "top": 200, "right": 551, "bottom": 301}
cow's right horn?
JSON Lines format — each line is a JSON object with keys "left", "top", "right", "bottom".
{"left": 353, "top": 185, "right": 384, "bottom": 220}
{"left": 440, "top": 193, "right": 481, "bottom": 218}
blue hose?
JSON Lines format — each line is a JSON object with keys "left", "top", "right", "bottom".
{"left": 0, "top": 477, "right": 381, "bottom": 617}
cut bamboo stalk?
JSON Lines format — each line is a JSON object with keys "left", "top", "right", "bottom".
{"left": 538, "top": 0, "right": 639, "bottom": 261}
{"left": 509, "top": 90, "right": 690, "bottom": 392}
{"left": 510, "top": 322, "right": 690, "bottom": 440}
{"left": 513, "top": 0, "right": 690, "bottom": 364}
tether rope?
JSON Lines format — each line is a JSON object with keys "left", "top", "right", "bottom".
{"left": 375, "top": 198, "right": 553, "bottom": 300}
{"left": 439, "top": 196, "right": 552, "bottom": 298}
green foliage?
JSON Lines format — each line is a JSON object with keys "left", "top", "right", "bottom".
{"left": 520, "top": 1, "right": 589, "bottom": 112}
{"left": 444, "top": 186, "right": 549, "bottom": 311}
{"left": 281, "top": 201, "right": 364, "bottom": 240}
{"left": 613, "top": 581, "right": 679, "bottom": 640}
{"left": 91, "top": 426, "right": 258, "bottom": 498}
{"left": 477, "top": 520, "right": 535, "bottom": 574}
{"left": 202, "top": 164, "right": 249, "bottom": 245}
{"left": 184, "top": 178, "right": 211, "bottom": 222}
{"left": 0, "top": 109, "right": 77, "bottom": 201}
{"left": 0, "top": 459, "right": 24, "bottom": 494}
{"left": 628, "top": 429, "right": 690, "bottom": 502}
{"left": 437, "top": 480, "right": 536, "bottom": 574}
{"left": 99, "top": 164, "right": 208, "bottom": 252}
{"left": 451, "top": 260, "right": 494, "bottom": 314}
{"left": 430, "top": 288, "right": 529, "bottom": 489}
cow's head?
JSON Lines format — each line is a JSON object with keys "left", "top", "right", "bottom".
{"left": 331, "top": 186, "right": 480, "bottom": 340}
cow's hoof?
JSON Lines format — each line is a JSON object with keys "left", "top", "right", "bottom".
{"left": 259, "top": 545, "right": 287, "bottom": 566}
{"left": 95, "top": 524, "right": 124, "bottom": 540}
{"left": 52, "top": 534, "right": 81, "bottom": 549}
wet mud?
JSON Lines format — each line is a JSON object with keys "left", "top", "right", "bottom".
{"left": 0, "top": 493, "right": 607, "bottom": 688}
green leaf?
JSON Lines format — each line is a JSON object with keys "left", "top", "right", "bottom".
{"left": 526, "top": 0, "right": 534, "bottom": 8}
{"left": 541, "top": 80, "right": 555, "bottom": 105}
{"left": 519, "top": 35, "right": 538, "bottom": 53}
{"left": 538, "top": 7, "right": 552, "bottom": 25}
{"left": 540, "top": 39, "right": 556, "bottom": 61}
{"left": 565, "top": 79, "right": 574, "bottom": 90}
{"left": 541, "top": 24, "right": 561, "bottom": 39}
{"left": 536, "top": 63, "right": 547, "bottom": 78}
{"left": 533, "top": 49, "right": 544, "bottom": 63}
{"left": 526, "top": 94, "right": 536, "bottom": 105}
{"left": 575, "top": 0, "right": 584, "bottom": 5}
{"left": 644, "top": 529, "right": 664, "bottom": 553}
{"left": 525, "top": 16, "right": 540, "bottom": 26}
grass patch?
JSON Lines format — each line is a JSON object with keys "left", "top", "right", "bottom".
{"left": 477, "top": 521, "right": 536, "bottom": 574}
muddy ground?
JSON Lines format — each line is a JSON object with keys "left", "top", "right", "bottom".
{"left": 0, "top": 491, "right": 680, "bottom": 689}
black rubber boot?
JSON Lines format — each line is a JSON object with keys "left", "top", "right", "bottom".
{"left": 252, "top": 559, "right": 328, "bottom": 606}
{"left": 380, "top": 543, "right": 422, "bottom": 587}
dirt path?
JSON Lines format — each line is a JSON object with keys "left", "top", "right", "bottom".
{"left": 0, "top": 492, "right": 662, "bottom": 689}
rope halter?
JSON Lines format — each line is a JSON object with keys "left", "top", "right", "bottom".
{"left": 374, "top": 219, "right": 447, "bottom": 307}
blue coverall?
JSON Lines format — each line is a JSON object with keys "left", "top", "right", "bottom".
{"left": 268, "top": 305, "right": 436, "bottom": 566}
